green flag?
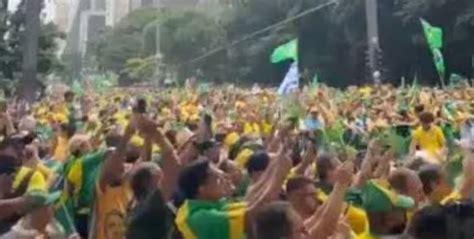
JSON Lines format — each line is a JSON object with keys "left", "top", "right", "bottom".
{"left": 433, "top": 48, "right": 446, "bottom": 77}
{"left": 271, "top": 39, "right": 298, "bottom": 63}
{"left": 420, "top": 19, "right": 443, "bottom": 49}
{"left": 71, "top": 81, "right": 84, "bottom": 96}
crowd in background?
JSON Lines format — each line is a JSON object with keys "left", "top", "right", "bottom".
{"left": 0, "top": 81, "right": 473, "bottom": 239}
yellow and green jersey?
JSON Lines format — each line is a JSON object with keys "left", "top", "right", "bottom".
{"left": 176, "top": 199, "right": 247, "bottom": 239}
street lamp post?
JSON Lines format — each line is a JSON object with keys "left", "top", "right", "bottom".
{"left": 365, "top": 0, "right": 380, "bottom": 84}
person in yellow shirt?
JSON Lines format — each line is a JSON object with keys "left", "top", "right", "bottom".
{"left": 52, "top": 123, "right": 76, "bottom": 162}
{"left": 410, "top": 112, "right": 446, "bottom": 163}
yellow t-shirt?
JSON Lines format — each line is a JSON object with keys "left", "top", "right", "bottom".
{"left": 243, "top": 122, "right": 260, "bottom": 136}
{"left": 315, "top": 191, "right": 368, "bottom": 235}
{"left": 412, "top": 126, "right": 445, "bottom": 160}
{"left": 261, "top": 122, "right": 272, "bottom": 136}
{"left": 53, "top": 136, "right": 69, "bottom": 162}
{"left": 345, "top": 205, "right": 369, "bottom": 235}
{"left": 12, "top": 167, "right": 47, "bottom": 194}
{"left": 356, "top": 232, "right": 377, "bottom": 239}
{"left": 440, "top": 191, "right": 462, "bottom": 205}
{"left": 95, "top": 181, "right": 132, "bottom": 239}
{"left": 35, "top": 163, "right": 54, "bottom": 184}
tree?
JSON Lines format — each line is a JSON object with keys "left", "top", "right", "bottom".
{"left": 0, "top": 0, "right": 63, "bottom": 97}
{"left": 90, "top": 0, "right": 474, "bottom": 87}
{"left": 88, "top": 8, "right": 162, "bottom": 84}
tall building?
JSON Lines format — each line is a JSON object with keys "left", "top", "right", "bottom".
{"left": 106, "top": 0, "right": 130, "bottom": 26}
{"left": 54, "top": 0, "right": 70, "bottom": 33}
{"left": 130, "top": 0, "right": 158, "bottom": 11}
{"left": 64, "top": 0, "right": 107, "bottom": 78}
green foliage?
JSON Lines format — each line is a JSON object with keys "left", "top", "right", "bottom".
{"left": 159, "top": 10, "right": 226, "bottom": 73}
{"left": 88, "top": 8, "right": 162, "bottom": 77}
{"left": 89, "top": 0, "right": 474, "bottom": 87}
{"left": 123, "top": 56, "right": 158, "bottom": 81}
{"left": 0, "top": 0, "right": 63, "bottom": 94}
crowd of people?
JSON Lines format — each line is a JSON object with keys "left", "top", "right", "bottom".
{"left": 0, "top": 81, "right": 473, "bottom": 239}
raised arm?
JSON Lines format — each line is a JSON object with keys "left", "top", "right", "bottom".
{"left": 458, "top": 142, "right": 474, "bottom": 200}
{"left": 352, "top": 139, "right": 380, "bottom": 189}
{"left": 246, "top": 142, "right": 292, "bottom": 212}
{"left": 99, "top": 115, "right": 136, "bottom": 191}
{"left": 307, "top": 161, "right": 354, "bottom": 239}
{"left": 137, "top": 116, "right": 182, "bottom": 200}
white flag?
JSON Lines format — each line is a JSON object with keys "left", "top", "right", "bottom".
{"left": 277, "top": 62, "right": 299, "bottom": 95}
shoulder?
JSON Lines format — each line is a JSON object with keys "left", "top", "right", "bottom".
{"left": 432, "top": 126, "right": 444, "bottom": 134}
{"left": 412, "top": 127, "right": 423, "bottom": 137}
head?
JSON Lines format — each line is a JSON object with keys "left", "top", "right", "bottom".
{"left": 178, "top": 159, "right": 227, "bottom": 201}
{"left": 409, "top": 201, "right": 474, "bottom": 239}
{"left": 414, "top": 104, "right": 425, "bottom": 117}
{"left": 363, "top": 180, "right": 414, "bottom": 236}
{"left": 200, "top": 141, "right": 221, "bottom": 164}
{"left": 254, "top": 201, "right": 306, "bottom": 239}
{"left": 419, "top": 112, "right": 435, "bottom": 131}
{"left": 64, "top": 91, "right": 75, "bottom": 103}
{"left": 104, "top": 131, "right": 123, "bottom": 148}
{"left": 18, "top": 116, "right": 37, "bottom": 133}
{"left": 68, "top": 134, "right": 92, "bottom": 157}
{"left": 130, "top": 162, "right": 162, "bottom": 202}
{"left": 0, "top": 135, "right": 29, "bottom": 166}
{"left": 286, "top": 176, "right": 321, "bottom": 218}
{"left": 367, "top": 208, "right": 408, "bottom": 235}
{"left": 219, "top": 160, "right": 242, "bottom": 189}
{"left": 388, "top": 168, "right": 426, "bottom": 206}
{"left": 418, "top": 165, "right": 452, "bottom": 204}
{"left": 316, "top": 154, "right": 341, "bottom": 186}
{"left": 309, "top": 109, "right": 319, "bottom": 119}
{"left": 59, "top": 123, "right": 76, "bottom": 139}
{"left": 245, "top": 151, "right": 269, "bottom": 182}
{"left": 126, "top": 143, "right": 142, "bottom": 164}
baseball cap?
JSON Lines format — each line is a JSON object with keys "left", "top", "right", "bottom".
{"left": 362, "top": 179, "right": 415, "bottom": 212}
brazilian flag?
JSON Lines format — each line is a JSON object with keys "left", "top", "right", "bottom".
{"left": 176, "top": 200, "right": 247, "bottom": 239}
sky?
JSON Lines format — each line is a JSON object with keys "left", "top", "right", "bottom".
{"left": 8, "top": 0, "right": 56, "bottom": 23}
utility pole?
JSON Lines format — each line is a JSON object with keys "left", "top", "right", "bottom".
{"left": 365, "top": 0, "right": 381, "bottom": 84}
{"left": 20, "top": 0, "right": 42, "bottom": 102}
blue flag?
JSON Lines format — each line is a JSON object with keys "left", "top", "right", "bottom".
{"left": 278, "top": 62, "right": 299, "bottom": 95}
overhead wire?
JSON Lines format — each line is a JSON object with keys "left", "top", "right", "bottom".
{"left": 177, "top": 0, "right": 339, "bottom": 67}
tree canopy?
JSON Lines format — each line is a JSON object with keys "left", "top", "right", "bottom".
{"left": 89, "top": 0, "right": 474, "bottom": 87}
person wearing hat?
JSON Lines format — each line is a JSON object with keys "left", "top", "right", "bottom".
{"left": 357, "top": 179, "right": 415, "bottom": 239}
